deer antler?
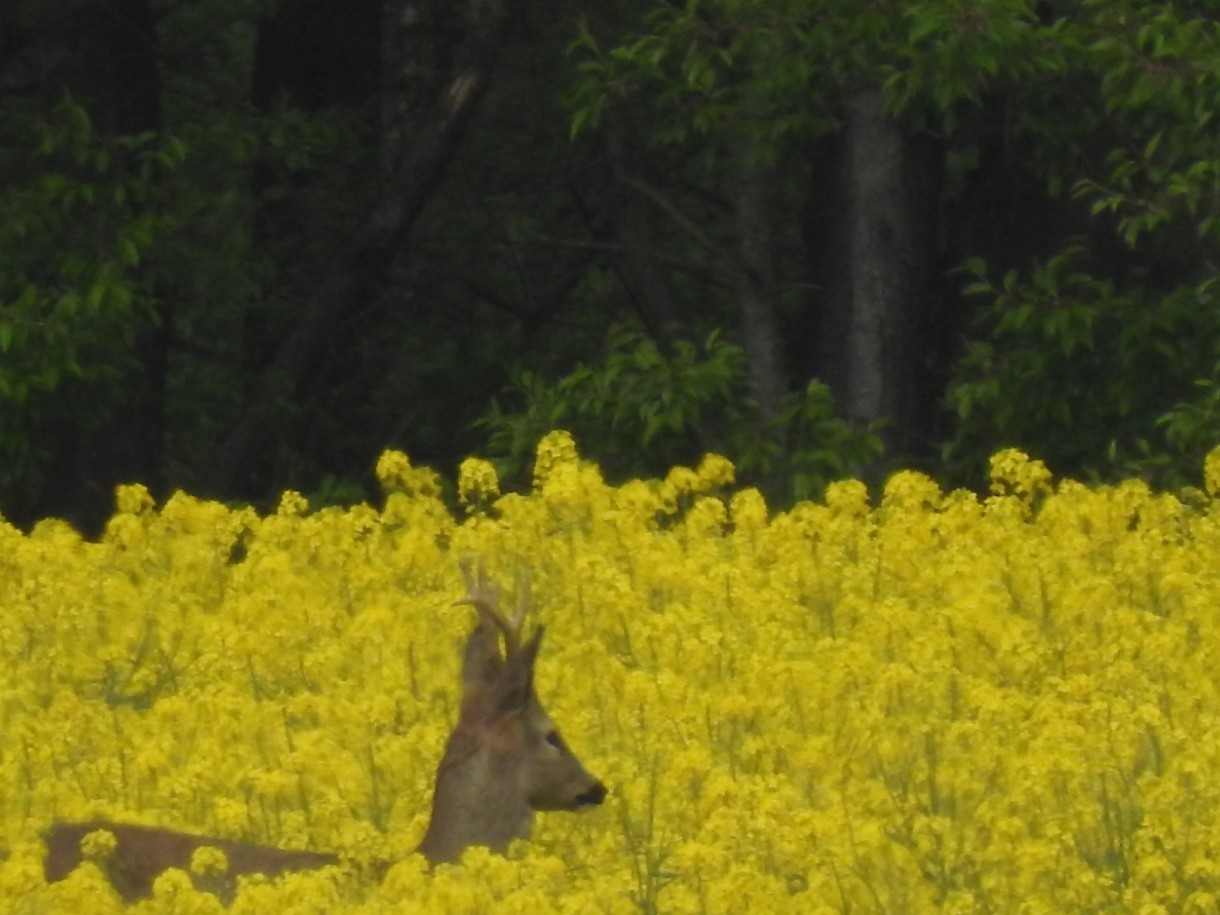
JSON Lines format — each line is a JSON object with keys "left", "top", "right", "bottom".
{"left": 457, "top": 559, "right": 530, "bottom": 657}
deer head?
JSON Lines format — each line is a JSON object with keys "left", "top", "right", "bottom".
{"left": 417, "top": 562, "right": 606, "bottom": 864}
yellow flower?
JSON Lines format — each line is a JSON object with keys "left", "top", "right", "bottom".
{"left": 988, "top": 447, "right": 1052, "bottom": 499}
{"left": 276, "top": 490, "right": 309, "bottom": 516}
{"left": 374, "top": 449, "right": 412, "bottom": 490}
{"left": 190, "top": 845, "right": 229, "bottom": 876}
{"left": 881, "top": 469, "right": 941, "bottom": 510}
{"left": 1204, "top": 445, "right": 1220, "bottom": 498}
{"left": 532, "top": 429, "right": 580, "bottom": 488}
{"left": 114, "top": 483, "right": 155, "bottom": 515}
{"left": 12, "top": 442, "right": 1220, "bottom": 912}
{"left": 696, "top": 453, "right": 736, "bottom": 488}
{"left": 729, "top": 488, "right": 767, "bottom": 531}
{"left": 457, "top": 458, "right": 501, "bottom": 509}
{"left": 81, "top": 828, "right": 118, "bottom": 859}
{"left": 824, "top": 478, "right": 870, "bottom": 515}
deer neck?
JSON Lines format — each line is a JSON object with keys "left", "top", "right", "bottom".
{"left": 417, "top": 727, "right": 534, "bottom": 865}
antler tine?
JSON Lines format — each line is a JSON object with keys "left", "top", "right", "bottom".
{"left": 456, "top": 559, "right": 523, "bottom": 655}
{"left": 511, "top": 574, "right": 531, "bottom": 632}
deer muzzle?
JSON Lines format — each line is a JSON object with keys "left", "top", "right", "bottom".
{"left": 575, "top": 781, "right": 607, "bottom": 807}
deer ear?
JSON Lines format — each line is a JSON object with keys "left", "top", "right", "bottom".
{"left": 461, "top": 623, "right": 506, "bottom": 693}
{"left": 495, "top": 626, "right": 544, "bottom": 714}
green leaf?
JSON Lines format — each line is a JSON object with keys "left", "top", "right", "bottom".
{"left": 119, "top": 238, "right": 141, "bottom": 266}
{"left": 1144, "top": 130, "right": 1164, "bottom": 160}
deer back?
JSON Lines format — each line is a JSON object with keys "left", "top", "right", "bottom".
{"left": 43, "top": 820, "right": 339, "bottom": 904}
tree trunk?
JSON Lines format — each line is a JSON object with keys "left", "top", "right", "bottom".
{"left": 735, "top": 150, "right": 785, "bottom": 419}
{"left": 605, "top": 111, "right": 682, "bottom": 333}
{"left": 812, "top": 87, "right": 932, "bottom": 464}
{"left": 235, "top": 0, "right": 383, "bottom": 495}
{"left": 208, "top": 0, "right": 521, "bottom": 497}
{"left": 844, "top": 90, "right": 907, "bottom": 433}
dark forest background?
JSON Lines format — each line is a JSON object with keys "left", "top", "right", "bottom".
{"left": 2, "top": 0, "right": 1219, "bottom": 533}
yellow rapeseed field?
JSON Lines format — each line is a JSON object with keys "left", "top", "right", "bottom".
{"left": 4, "top": 432, "right": 1220, "bottom": 913}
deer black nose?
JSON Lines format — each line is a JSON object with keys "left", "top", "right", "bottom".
{"left": 576, "top": 781, "right": 607, "bottom": 807}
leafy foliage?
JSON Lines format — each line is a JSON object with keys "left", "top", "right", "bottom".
{"left": 943, "top": 4, "right": 1220, "bottom": 489}
{"left": 0, "top": 101, "right": 186, "bottom": 517}
{"left": 572, "top": 0, "right": 1220, "bottom": 498}
{"left": 947, "top": 249, "right": 1220, "bottom": 487}
{"left": 478, "top": 328, "right": 881, "bottom": 503}
{"left": 0, "top": 102, "right": 181, "bottom": 401}
{"left": 5, "top": 0, "right": 1220, "bottom": 528}
{"left": 479, "top": 329, "right": 751, "bottom": 482}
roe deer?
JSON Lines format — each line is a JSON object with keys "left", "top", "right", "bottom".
{"left": 43, "top": 563, "right": 606, "bottom": 903}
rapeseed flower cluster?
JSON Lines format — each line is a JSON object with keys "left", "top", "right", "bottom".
{"left": 4, "top": 432, "right": 1220, "bottom": 913}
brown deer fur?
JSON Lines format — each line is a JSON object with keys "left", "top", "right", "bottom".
{"left": 43, "top": 565, "right": 605, "bottom": 903}
{"left": 43, "top": 821, "right": 340, "bottom": 905}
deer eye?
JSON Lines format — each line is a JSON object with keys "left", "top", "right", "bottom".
{"left": 545, "top": 731, "right": 566, "bottom": 752}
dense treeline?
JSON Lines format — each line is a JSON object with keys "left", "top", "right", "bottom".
{"left": 1, "top": 0, "right": 1218, "bottom": 531}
